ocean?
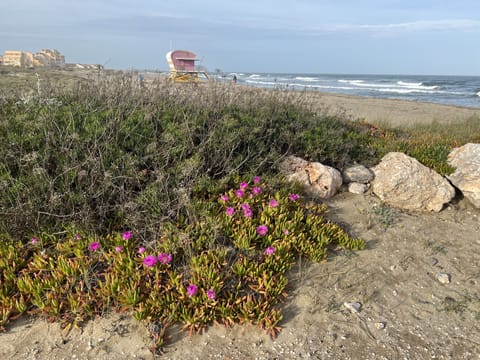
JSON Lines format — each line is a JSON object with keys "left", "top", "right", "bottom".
{"left": 227, "top": 73, "right": 480, "bottom": 109}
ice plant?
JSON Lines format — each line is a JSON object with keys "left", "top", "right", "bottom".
{"left": 239, "top": 182, "right": 248, "bottom": 189}
{"left": 138, "top": 246, "right": 146, "bottom": 254}
{"left": 289, "top": 193, "right": 300, "bottom": 201}
{"left": 252, "top": 187, "right": 262, "bottom": 195}
{"left": 226, "top": 207, "right": 235, "bottom": 216}
{"left": 253, "top": 176, "right": 261, "bottom": 184}
{"left": 241, "top": 204, "right": 252, "bottom": 217}
{"left": 264, "top": 246, "right": 275, "bottom": 255}
{"left": 220, "top": 194, "right": 229, "bottom": 202}
{"left": 30, "top": 237, "right": 38, "bottom": 245}
{"left": 256, "top": 225, "right": 268, "bottom": 236}
{"left": 143, "top": 255, "right": 157, "bottom": 267}
{"left": 206, "top": 289, "right": 216, "bottom": 300}
{"left": 115, "top": 246, "right": 123, "bottom": 253}
{"left": 88, "top": 242, "right": 100, "bottom": 251}
{"left": 157, "top": 253, "right": 172, "bottom": 264}
{"left": 75, "top": 234, "right": 81, "bottom": 240}
{"left": 268, "top": 199, "right": 279, "bottom": 208}
{"left": 235, "top": 189, "right": 245, "bottom": 198}
{"left": 122, "top": 231, "right": 132, "bottom": 240}
{"left": 284, "top": 229, "right": 290, "bottom": 235}
{"left": 187, "top": 284, "right": 198, "bottom": 297}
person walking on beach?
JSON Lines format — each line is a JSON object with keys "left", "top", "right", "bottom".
{"left": 232, "top": 74, "right": 237, "bottom": 84}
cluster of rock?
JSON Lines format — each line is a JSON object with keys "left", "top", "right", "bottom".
{"left": 279, "top": 143, "right": 480, "bottom": 212}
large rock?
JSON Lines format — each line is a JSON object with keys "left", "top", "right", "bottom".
{"left": 371, "top": 152, "right": 455, "bottom": 212}
{"left": 280, "top": 156, "right": 342, "bottom": 199}
{"left": 447, "top": 143, "right": 480, "bottom": 208}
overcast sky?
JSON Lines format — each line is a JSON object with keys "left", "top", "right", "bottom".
{"left": 1, "top": 0, "right": 479, "bottom": 75}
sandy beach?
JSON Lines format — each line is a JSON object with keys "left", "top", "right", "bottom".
{"left": 1, "top": 87, "right": 480, "bottom": 359}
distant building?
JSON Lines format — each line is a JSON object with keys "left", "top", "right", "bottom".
{"left": 0, "top": 55, "right": 3, "bottom": 65}
{"left": 1, "top": 49, "right": 65, "bottom": 68}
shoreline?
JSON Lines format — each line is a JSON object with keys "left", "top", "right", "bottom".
{"left": 226, "top": 83, "right": 480, "bottom": 127}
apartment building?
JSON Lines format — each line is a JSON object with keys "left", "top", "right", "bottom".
{"left": 1, "top": 49, "right": 65, "bottom": 68}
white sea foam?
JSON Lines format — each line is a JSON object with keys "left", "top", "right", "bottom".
{"left": 477, "top": 91, "right": 480, "bottom": 97}
{"left": 295, "top": 76, "right": 320, "bottom": 82}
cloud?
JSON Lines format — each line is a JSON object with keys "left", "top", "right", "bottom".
{"left": 296, "top": 19, "right": 480, "bottom": 35}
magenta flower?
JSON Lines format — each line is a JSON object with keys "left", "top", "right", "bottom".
{"left": 226, "top": 207, "right": 235, "bottom": 216}
{"left": 31, "top": 237, "right": 38, "bottom": 245}
{"left": 243, "top": 208, "right": 253, "bottom": 218}
{"left": 138, "top": 246, "right": 146, "bottom": 254}
{"left": 75, "top": 234, "right": 81, "bottom": 240}
{"left": 239, "top": 182, "right": 249, "bottom": 189}
{"left": 253, "top": 176, "right": 261, "bottom": 184}
{"left": 88, "top": 242, "right": 100, "bottom": 251}
{"left": 143, "top": 255, "right": 157, "bottom": 267}
{"left": 157, "top": 253, "right": 172, "bottom": 264}
{"left": 269, "top": 199, "right": 279, "bottom": 208}
{"left": 122, "top": 231, "right": 132, "bottom": 240}
{"left": 256, "top": 225, "right": 268, "bottom": 237}
{"left": 187, "top": 284, "right": 198, "bottom": 297}
{"left": 289, "top": 193, "right": 300, "bottom": 201}
{"left": 284, "top": 229, "right": 290, "bottom": 235}
{"left": 206, "top": 289, "right": 216, "bottom": 300}
{"left": 264, "top": 246, "right": 275, "bottom": 255}
{"left": 235, "top": 189, "right": 245, "bottom": 198}
{"left": 252, "top": 187, "right": 262, "bottom": 195}
{"left": 220, "top": 194, "right": 229, "bottom": 202}
{"left": 115, "top": 246, "right": 123, "bottom": 253}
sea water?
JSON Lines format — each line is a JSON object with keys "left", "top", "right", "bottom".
{"left": 227, "top": 73, "right": 480, "bottom": 108}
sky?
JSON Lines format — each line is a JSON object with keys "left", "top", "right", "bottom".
{"left": 1, "top": 0, "right": 480, "bottom": 75}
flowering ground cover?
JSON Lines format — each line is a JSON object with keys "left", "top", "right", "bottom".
{"left": 0, "top": 177, "right": 364, "bottom": 353}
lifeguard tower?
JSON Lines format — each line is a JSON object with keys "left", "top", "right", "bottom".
{"left": 165, "top": 50, "right": 209, "bottom": 83}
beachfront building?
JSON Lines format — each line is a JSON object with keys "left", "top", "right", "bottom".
{"left": 33, "top": 49, "right": 65, "bottom": 67}
{"left": 2, "top": 50, "right": 34, "bottom": 67}
{"left": 1, "top": 49, "right": 65, "bottom": 68}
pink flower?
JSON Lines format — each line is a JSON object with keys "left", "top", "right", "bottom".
{"left": 138, "top": 246, "right": 146, "bottom": 254}
{"left": 284, "top": 229, "right": 290, "bottom": 235}
{"left": 143, "top": 255, "right": 157, "bottom": 267}
{"left": 253, "top": 176, "right": 261, "bottom": 184}
{"left": 88, "top": 242, "right": 100, "bottom": 251}
{"left": 269, "top": 199, "right": 279, "bottom": 208}
{"left": 226, "top": 207, "right": 235, "bottom": 216}
{"left": 220, "top": 194, "right": 229, "bottom": 202}
{"left": 115, "top": 246, "right": 123, "bottom": 252}
{"left": 241, "top": 203, "right": 251, "bottom": 210}
{"left": 289, "top": 193, "right": 300, "bottom": 201}
{"left": 75, "top": 234, "right": 81, "bottom": 240}
{"left": 264, "top": 246, "right": 275, "bottom": 255}
{"left": 122, "top": 231, "right": 132, "bottom": 240}
{"left": 31, "top": 237, "right": 38, "bottom": 245}
{"left": 157, "top": 253, "right": 172, "bottom": 264}
{"left": 256, "top": 225, "right": 268, "bottom": 236}
{"left": 243, "top": 208, "right": 253, "bottom": 218}
{"left": 239, "top": 182, "right": 249, "bottom": 189}
{"left": 252, "top": 187, "right": 262, "bottom": 195}
{"left": 187, "top": 284, "right": 198, "bottom": 297}
{"left": 206, "top": 289, "right": 216, "bottom": 300}
{"left": 235, "top": 189, "right": 245, "bottom": 198}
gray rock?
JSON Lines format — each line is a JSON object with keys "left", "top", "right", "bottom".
{"left": 436, "top": 272, "right": 451, "bottom": 284}
{"left": 371, "top": 152, "right": 455, "bottom": 212}
{"left": 348, "top": 182, "right": 369, "bottom": 194}
{"left": 343, "top": 301, "right": 362, "bottom": 313}
{"left": 447, "top": 143, "right": 480, "bottom": 208}
{"left": 343, "top": 165, "right": 374, "bottom": 184}
{"left": 374, "top": 322, "right": 386, "bottom": 330}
